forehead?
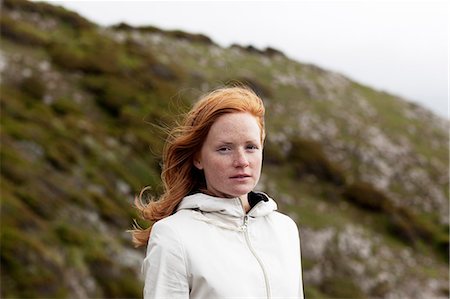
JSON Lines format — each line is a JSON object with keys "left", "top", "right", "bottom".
{"left": 207, "top": 112, "right": 261, "bottom": 140}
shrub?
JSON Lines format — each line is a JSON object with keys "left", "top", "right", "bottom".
{"left": 264, "top": 46, "right": 286, "bottom": 57}
{"left": 86, "top": 248, "right": 141, "bottom": 298}
{"left": 54, "top": 223, "right": 87, "bottom": 246}
{"left": 435, "top": 230, "right": 449, "bottom": 262}
{"left": 304, "top": 286, "right": 328, "bottom": 299}
{"left": 112, "top": 23, "right": 215, "bottom": 45}
{"left": 122, "top": 37, "right": 184, "bottom": 85}
{"left": 263, "top": 139, "right": 286, "bottom": 165}
{"left": 123, "top": 38, "right": 158, "bottom": 68}
{"left": 167, "top": 29, "right": 215, "bottom": 45}
{"left": 48, "top": 31, "right": 121, "bottom": 74}
{"left": 0, "top": 144, "right": 33, "bottom": 184}
{"left": 389, "top": 206, "right": 435, "bottom": 244}
{"left": 387, "top": 212, "right": 418, "bottom": 244}
{"left": 110, "top": 22, "right": 135, "bottom": 31}
{"left": 47, "top": 41, "right": 87, "bottom": 71}
{"left": 46, "top": 140, "right": 79, "bottom": 171}
{"left": 1, "top": 190, "right": 45, "bottom": 231}
{"left": 393, "top": 207, "right": 449, "bottom": 260}
{"left": 231, "top": 44, "right": 286, "bottom": 57}
{"left": 150, "top": 63, "right": 178, "bottom": 81}
{"left": 288, "top": 137, "right": 346, "bottom": 186}
{"left": 320, "top": 275, "right": 367, "bottom": 299}
{"left": 82, "top": 75, "right": 139, "bottom": 117}
{"left": 231, "top": 44, "right": 265, "bottom": 55}
{"left": 15, "top": 181, "right": 61, "bottom": 220}
{"left": 342, "top": 181, "right": 446, "bottom": 255}
{"left": 50, "top": 97, "right": 81, "bottom": 116}
{"left": 342, "top": 182, "right": 394, "bottom": 213}
{"left": 396, "top": 207, "right": 436, "bottom": 242}
{"left": 0, "top": 227, "right": 67, "bottom": 298}
{"left": 4, "top": 0, "right": 93, "bottom": 30}
{"left": 135, "top": 25, "right": 164, "bottom": 34}
{"left": 0, "top": 15, "right": 49, "bottom": 47}
{"left": 224, "top": 77, "right": 273, "bottom": 98}
{"left": 90, "top": 192, "right": 128, "bottom": 227}
{"left": 370, "top": 280, "right": 391, "bottom": 298}
{"left": 21, "top": 75, "right": 46, "bottom": 100}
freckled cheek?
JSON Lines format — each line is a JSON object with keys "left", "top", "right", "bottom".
{"left": 250, "top": 153, "right": 263, "bottom": 168}
{"left": 206, "top": 156, "right": 230, "bottom": 170}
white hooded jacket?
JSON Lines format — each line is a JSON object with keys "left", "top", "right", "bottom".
{"left": 143, "top": 192, "right": 304, "bottom": 299}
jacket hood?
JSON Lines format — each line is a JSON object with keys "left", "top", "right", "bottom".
{"left": 176, "top": 191, "right": 277, "bottom": 218}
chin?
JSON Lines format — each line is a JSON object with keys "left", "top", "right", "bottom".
{"left": 229, "top": 186, "right": 254, "bottom": 197}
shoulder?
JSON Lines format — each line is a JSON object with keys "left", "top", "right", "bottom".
{"left": 151, "top": 210, "right": 195, "bottom": 235}
{"left": 268, "top": 211, "right": 301, "bottom": 251}
{"left": 149, "top": 209, "right": 202, "bottom": 244}
{"left": 146, "top": 210, "right": 196, "bottom": 258}
{"left": 267, "top": 211, "right": 300, "bottom": 233}
{"left": 147, "top": 210, "right": 216, "bottom": 260}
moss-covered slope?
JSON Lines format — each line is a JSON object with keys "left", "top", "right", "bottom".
{"left": 1, "top": 1, "right": 448, "bottom": 298}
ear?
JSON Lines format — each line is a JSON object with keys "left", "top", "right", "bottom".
{"left": 193, "top": 156, "right": 203, "bottom": 170}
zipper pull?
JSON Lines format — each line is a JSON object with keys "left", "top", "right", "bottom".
{"left": 241, "top": 215, "right": 249, "bottom": 231}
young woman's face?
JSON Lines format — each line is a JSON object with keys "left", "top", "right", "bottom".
{"left": 194, "top": 112, "right": 263, "bottom": 198}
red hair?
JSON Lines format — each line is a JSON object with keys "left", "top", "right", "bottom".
{"left": 131, "top": 86, "right": 265, "bottom": 247}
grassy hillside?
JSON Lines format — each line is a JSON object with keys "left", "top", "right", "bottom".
{"left": 1, "top": 1, "right": 448, "bottom": 298}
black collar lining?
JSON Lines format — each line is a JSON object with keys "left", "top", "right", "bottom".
{"left": 248, "top": 191, "right": 268, "bottom": 209}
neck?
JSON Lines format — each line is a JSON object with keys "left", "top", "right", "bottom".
{"left": 201, "top": 189, "right": 251, "bottom": 213}
{"left": 239, "top": 194, "right": 250, "bottom": 213}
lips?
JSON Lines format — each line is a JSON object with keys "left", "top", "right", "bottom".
{"left": 230, "top": 174, "right": 251, "bottom": 179}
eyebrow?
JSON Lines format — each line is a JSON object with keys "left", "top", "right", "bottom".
{"left": 216, "top": 140, "right": 259, "bottom": 145}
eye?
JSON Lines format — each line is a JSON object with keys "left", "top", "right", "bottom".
{"left": 246, "top": 144, "right": 259, "bottom": 150}
{"left": 218, "top": 146, "right": 231, "bottom": 152}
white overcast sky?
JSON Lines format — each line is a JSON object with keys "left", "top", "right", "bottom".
{"left": 45, "top": 0, "right": 448, "bottom": 118}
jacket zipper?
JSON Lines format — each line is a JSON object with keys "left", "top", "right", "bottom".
{"left": 242, "top": 215, "right": 272, "bottom": 299}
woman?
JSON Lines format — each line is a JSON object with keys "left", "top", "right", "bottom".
{"left": 132, "top": 86, "right": 304, "bottom": 298}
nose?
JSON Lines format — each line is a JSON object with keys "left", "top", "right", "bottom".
{"left": 233, "top": 149, "right": 249, "bottom": 168}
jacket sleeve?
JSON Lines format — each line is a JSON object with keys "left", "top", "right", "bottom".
{"left": 298, "top": 226, "right": 304, "bottom": 299}
{"left": 142, "top": 220, "right": 189, "bottom": 299}
{"left": 287, "top": 216, "right": 304, "bottom": 299}
{"left": 294, "top": 222, "right": 305, "bottom": 299}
